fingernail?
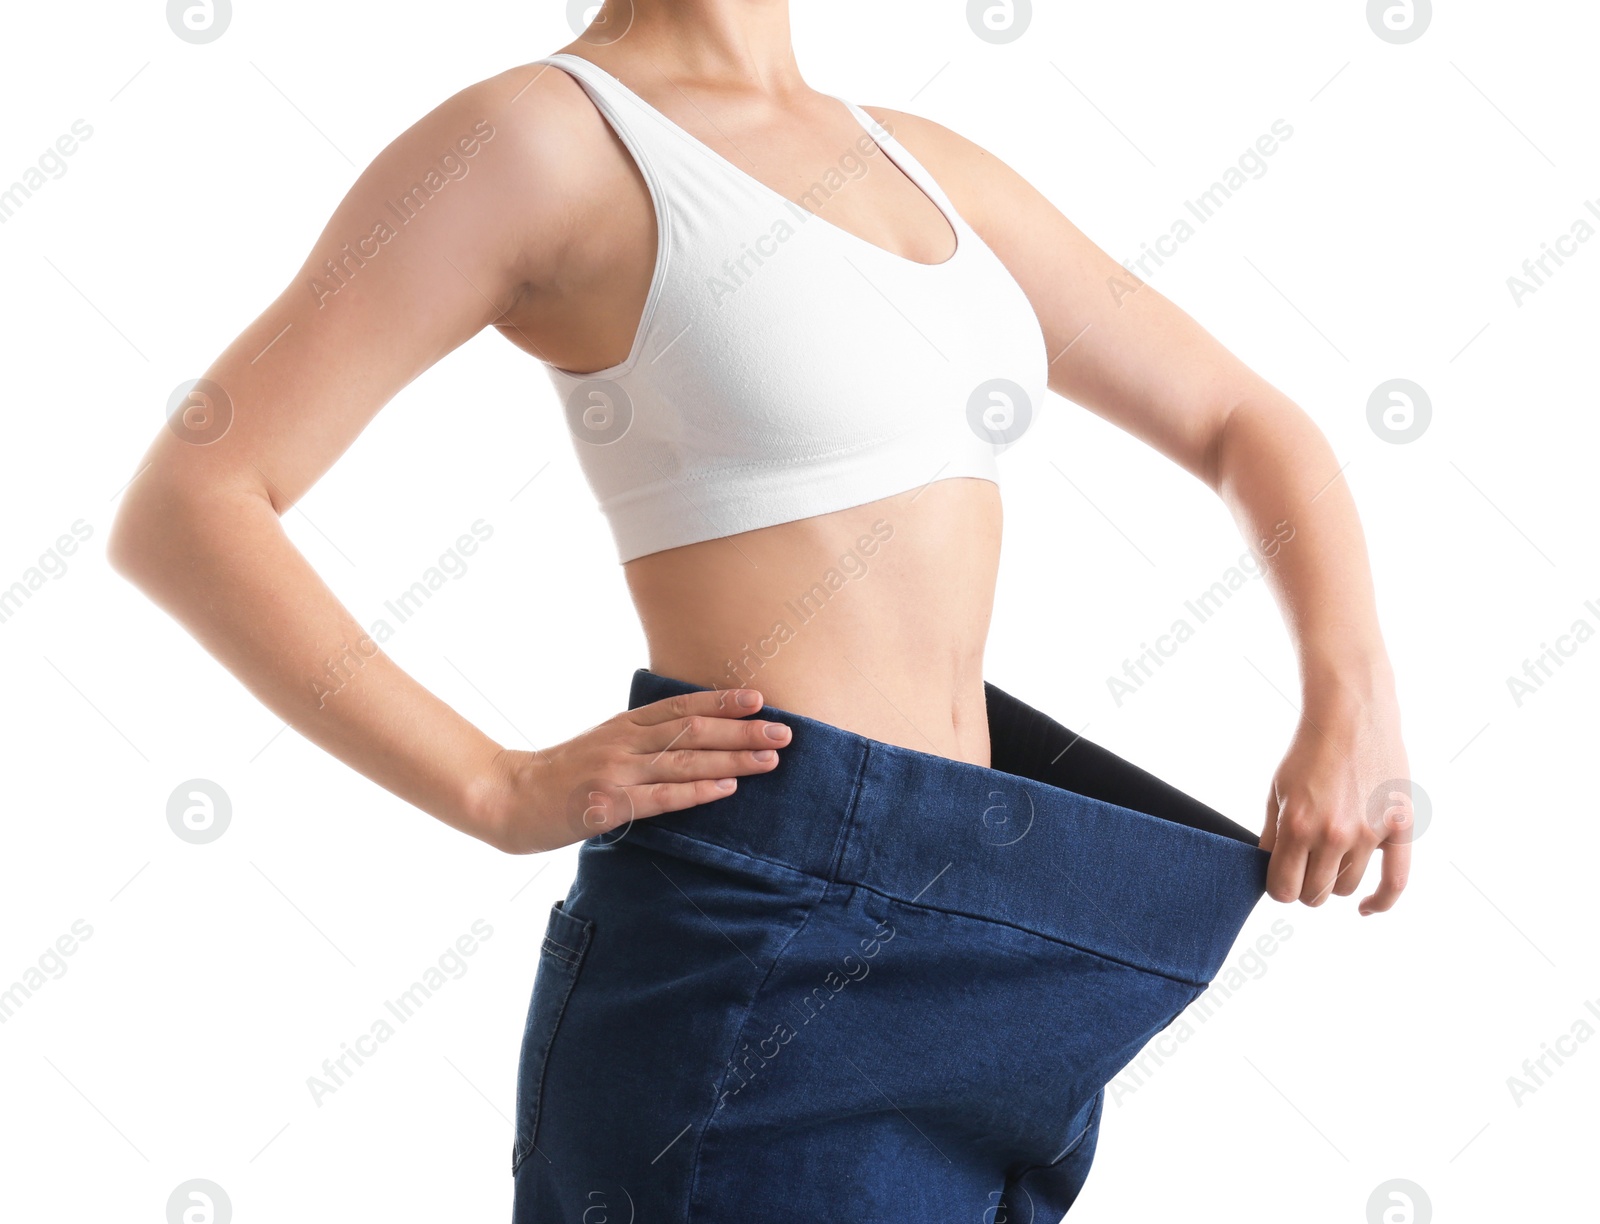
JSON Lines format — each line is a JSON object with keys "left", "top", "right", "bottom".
{"left": 716, "top": 778, "right": 736, "bottom": 790}
{"left": 736, "top": 690, "right": 761, "bottom": 708}
{"left": 764, "top": 723, "right": 790, "bottom": 741}
{"left": 754, "top": 749, "right": 777, "bottom": 763}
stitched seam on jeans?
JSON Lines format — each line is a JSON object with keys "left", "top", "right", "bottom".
{"left": 622, "top": 823, "right": 821, "bottom": 883}
{"left": 623, "top": 823, "right": 1210, "bottom": 986}
{"left": 864, "top": 885, "right": 1209, "bottom": 988}
{"left": 511, "top": 970, "right": 579, "bottom": 1175}
{"left": 1035, "top": 1086, "right": 1104, "bottom": 1174}
{"left": 541, "top": 939, "right": 581, "bottom": 965}
{"left": 682, "top": 879, "right": 833, "bottom": 1223}
{"left": 823, "top": 741, "right": 872, "bottom": 884}
{"left": 512, "top": 915, "right": 593, "bottom": 1177}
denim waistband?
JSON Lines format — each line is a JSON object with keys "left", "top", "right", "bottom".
{"left": 625, "top": 667, "right": 1271, "bottom": 986}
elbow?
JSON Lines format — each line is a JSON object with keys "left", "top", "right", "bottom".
{"left": 107, "top": 472, "right": 274, "bottom": 588}
{"left": 1199, "top": 388, "right": 1310, "bottom": 496}
{"left": 106, "top": 491, "right": 163, "bottom": 588}
{"left": 106, "top": 468, "right": 185, "bottom": 585}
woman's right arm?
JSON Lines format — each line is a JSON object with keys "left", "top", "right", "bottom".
{"left": 106, "top": 66, "right": 785, "bottom": 854}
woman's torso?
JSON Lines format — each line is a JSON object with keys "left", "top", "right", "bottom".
{"left": 500, "top": 44, "right": 1035, "bottom": 766}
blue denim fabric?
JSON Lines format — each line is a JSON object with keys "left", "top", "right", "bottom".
{"left": 512, "top": 668, "right": 1271, "bottom": 1222}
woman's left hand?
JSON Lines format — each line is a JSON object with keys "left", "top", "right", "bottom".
{"left": 1259, "top": 685, "right": 1414, "bottom": 915}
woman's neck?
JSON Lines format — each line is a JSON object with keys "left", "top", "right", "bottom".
{"left": 583, "top": 0, "right": 805, "bottom": 97}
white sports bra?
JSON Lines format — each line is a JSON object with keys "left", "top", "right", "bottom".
{"left": 534, "top": 53, "right": 1048, "bottom": 563}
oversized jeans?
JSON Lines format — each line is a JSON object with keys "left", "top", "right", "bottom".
{"left": 511, "top": 668, "right": 1271, "bottom": 1221}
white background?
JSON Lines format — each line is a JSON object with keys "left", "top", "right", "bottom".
{"left": 2, "top": 1, "right": 1594, "bottom": 1221}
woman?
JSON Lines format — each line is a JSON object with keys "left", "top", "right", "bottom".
{"left": 108, "top": 2, "right": 1412, "bottom": 1218}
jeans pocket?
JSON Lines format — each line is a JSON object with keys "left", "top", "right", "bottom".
{"left": 512, "top": 898, "right": 594, "bottom": 1176}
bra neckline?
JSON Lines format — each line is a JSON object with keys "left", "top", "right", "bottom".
{"left": 541, "top": 51, "right": 964, "bottom": 271}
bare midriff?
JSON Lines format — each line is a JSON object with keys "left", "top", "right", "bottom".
{"left": 622, "top": 475, "right": 1001, "bottom": 768}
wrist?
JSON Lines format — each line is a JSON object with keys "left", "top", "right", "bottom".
{"left": 459, "top": 745, "right": 530, "bottom": 852}
{"left": 1300, "top": 651, "right": 1396, "bottom": 721}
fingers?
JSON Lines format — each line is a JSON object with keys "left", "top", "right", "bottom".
{"left": 537, "top": 690, "right": 791, "bottom": 848}
{"left": 589, "top": 777, "right": 742, "bottom": 824}
{"left": 622, "top": 695, "right": 792, "bottom": 785}
{"left": 634, "top": 708, "right": 790, "bottom": 758}
{"left": 645, "top": 743, "right": 786, "bottom": 783}
{"left": 1299, "top": 842, "right": 1347, "bottom": 906}
{"left": 1330, "top": 843, "right": 1377, "bottom": 897}
{"left": 1264, "top": 824, "right": 1308, "bottom": 905}
{"left": 1266, "top": 786, "right": 1413, "bottom": 912}
{"left": 629, "top": 687, "right": 764, "bottom": 726}
{"left": 1266, "top": 787, "right": 1363, "bottom": 906}
{"left": 1360, "top": 800, "right": 1414, "bottom": 916}
{"left": 599, "top": 689, "right": 790, "bottom": 821}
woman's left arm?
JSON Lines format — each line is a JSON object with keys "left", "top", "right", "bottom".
{"left": 876, "top": 108, "right": 1413, "bottom": 914}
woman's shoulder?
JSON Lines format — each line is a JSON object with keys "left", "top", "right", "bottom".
{"left": 416, "top": 58, "right": 621, "bottom": 175}
{"left": 854, "top": 101, "right": 1044, "bottom": 232}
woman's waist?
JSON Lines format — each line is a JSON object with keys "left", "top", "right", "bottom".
{"left": 643, "top": 642, "right": 994, "bottom": 767}
{"left": 595, "top": 666, "right": 1272, "bottom": 987}
{"left": 622, "top": 479, "right": 1002, "bottom": 762}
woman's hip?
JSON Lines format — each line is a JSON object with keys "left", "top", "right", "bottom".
{"left": 609, "top": 665, "right": 1272, "bottom": 985}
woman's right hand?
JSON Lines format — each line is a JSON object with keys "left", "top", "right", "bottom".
{"left": 477, "top": 687, "right": 792, "bottom": 854}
